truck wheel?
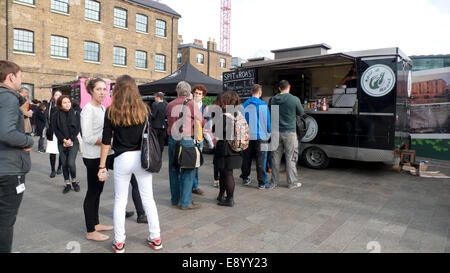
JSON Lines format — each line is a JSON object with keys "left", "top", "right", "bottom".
{"left": 302, "top": 147, "right": 329, "bottom": 169}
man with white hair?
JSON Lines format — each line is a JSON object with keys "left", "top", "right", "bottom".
{"left": 166, "top": 81, "right": 205, "bottom": 210}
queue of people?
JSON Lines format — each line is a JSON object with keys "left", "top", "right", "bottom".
{"left": 0, "top": 59, "right": 306, "bottom": 253}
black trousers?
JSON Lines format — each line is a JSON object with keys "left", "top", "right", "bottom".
{"left": 154, "top": 128, "right": 166, "bottom": 153}
{"left": 214, "top": 161, "right": 220, "bottom": 181}
{"left": 83, "top": 156, "right": 144, "bottom": 233}
{"left": 130, "top": 175, "right": 145, "bottom": 217}
{"left": 58, "top": 142, "right": 79, "bottom": 182}
{"left": 83, "top": 157, "right": 108, "bottom": 233}
{"left": 49, "top": 154, "right": 62, "bottom": 172}
{"left": 240, "top": 140, "right": 268, "bottom": 186}
{"left": 0, "top": 175, "right": 25, "bottom": 253}
{"left": 219, "top": 168, "right": 235, "bottom": 198}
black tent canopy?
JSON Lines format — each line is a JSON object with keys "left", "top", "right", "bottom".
{"left": 138, "top": 63, "right": 223, "bottom": 96}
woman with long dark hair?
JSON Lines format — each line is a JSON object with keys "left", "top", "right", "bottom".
{"left": 213, "top": 91, "right": 243, "bottom": 207}
{"left": 51, "top": 95, "right": 80, "bottom": 194}
{"left": 98, "top": 75, "right": 161, "bottom": 253}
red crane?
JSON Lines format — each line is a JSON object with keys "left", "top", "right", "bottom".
{"left": 220, "top": 0, "right": 231, "bottom": 55}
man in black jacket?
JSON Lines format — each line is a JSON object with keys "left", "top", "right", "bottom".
{"left": 0, "top": 60, "right": 34, "bottom": 253}
{"left": 151, "top": 92, "right": 167, "bottom": 153}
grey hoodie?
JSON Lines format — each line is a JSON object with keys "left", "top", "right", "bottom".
{"left": 270, "top": 93, "right": 304, "bottom": 133}
{"left": 0, "top": 84, "right": 34, "bottom": 176}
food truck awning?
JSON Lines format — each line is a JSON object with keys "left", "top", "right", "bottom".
{"left": 242, "top": 53, "right": 356, "bottom": 70}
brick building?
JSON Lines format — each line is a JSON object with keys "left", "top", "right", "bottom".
{"left": 177, "top": 38, "right": 231, "bottom": 81}
{"left": 411, "top": 79, "right": 450, "bottom": 104}
{"left": 0, "top": 0, "right": 180, "bottom": 100}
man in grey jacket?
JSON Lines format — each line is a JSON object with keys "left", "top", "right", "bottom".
{"left": 0, "top": 60, "right": 34, "bottom": 253}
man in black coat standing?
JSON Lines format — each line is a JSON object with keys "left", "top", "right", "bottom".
{"left": 151, "top": 92, "right": 167, "bottom": 153}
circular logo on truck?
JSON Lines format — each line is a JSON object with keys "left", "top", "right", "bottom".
{"left": 361, "top": 64, "right": 396, "bottom": 97}
{"left": 301, "top": 116, "right": 318, "bottom": 143}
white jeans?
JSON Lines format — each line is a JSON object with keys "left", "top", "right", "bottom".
{"left": 113, "top": 151, "right": 161, "bottom": 243}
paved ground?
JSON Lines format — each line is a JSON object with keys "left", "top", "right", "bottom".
{"left": 11, "top": 138, "right": 450, "bottom": 253}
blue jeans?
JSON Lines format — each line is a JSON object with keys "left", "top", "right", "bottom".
{"left": 168, "top": 136, "right": 196, "bottom": 208}
{"left": 193, "top": 141, "right": 203, "bottom": 190}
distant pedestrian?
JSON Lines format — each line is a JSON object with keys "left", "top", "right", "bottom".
{"left": 35, "top": 103, "right": 47, "bottom": 153}
{"left": 240, "top": 84, "right": 271, "bottom": 189}
{"left": 151, "top": 92, "right": 167, "bottom": 153}
{"left": 51, "top": 95, "right": 81, "bottom": 194}
{"left": 269, "top": 80, "right": 304, "bottom": 189}
{"left": 98, "top": 75, "right": 162, "bottom": 253}
{"left": 18, "top": 87, "right": 33, "bottom": 135}
{"left": 213, "top": 91, "right": 243, "bottom": 207}
{"left": 0, "top": 60, "right": 34, "bottom": 253}
{"left": 80, "top": 78, "right": 114, "bottom": 242}
{"left": 45, "top": 91, "right": 63, "bottom": 178}
{"left": 30, "top": 99, "right": 40, "bottom": 136}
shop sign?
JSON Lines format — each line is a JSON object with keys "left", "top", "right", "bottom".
{"left": 361, "top": 64, "right": 396, "bottom": 97}
{"left": 302, "top": 116, "right": 318, "bottom": 143}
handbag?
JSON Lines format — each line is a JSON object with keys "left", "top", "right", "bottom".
{"left": 172, "top": 99, "right": 204, "bottom": 170}
{"left": 141, "top": 115, "right": 162, "bottom": 173}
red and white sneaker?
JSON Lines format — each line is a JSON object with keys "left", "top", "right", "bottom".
{"left": 147, "top": 237, "right": 163, "bottom": 250}
{"left": 112, "top": 241, "right": 125, "bottom": 253}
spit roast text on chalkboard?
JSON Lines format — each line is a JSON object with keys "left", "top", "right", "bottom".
{"left": 223, "top": 68, "right": 257, "bottom": 97}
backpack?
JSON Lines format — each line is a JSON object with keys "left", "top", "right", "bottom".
{"left": 225, "top": 112, "right": 249, "bottom": 152}
{"left": 296, "top": 115, "right": 308, "bottom": 141}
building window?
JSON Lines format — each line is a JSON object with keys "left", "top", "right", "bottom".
{"left": 155, "top": 19, "right": 166, "bottom": 37}
{"left": 197, "top": 53, "right": 204, "bottom": 64}
{"left": 220, "top": 58, "right": 226, "bottom": 68}
{"left": 21, "top": 83, "right": 34, "bottom": 100}
{"left": 114, "top": 7, "right": 127, "bottom": 28}
{"left": 136, "top": 50, "right": 147, "bottom": 69}
{"left": 15, "top": 0, "right": 35, "bottom": 5}
{"left": 84, "top": 41, "right": 99, "bottom": 62}
{"left": 51, "top": 0, "right": 69, "bottom": 14}
{"left": 85, "top": 0, "right": 100, "bottom": 21}
{"left": 51, "top": 35, "right": 68, "bottom": 58}
{"left": 177, "top": 53, "right": 182, "bottom": 64}
{"left": 113, "top": 46, "right": 126, "bottom": 66}
{"left": 136, "top": 14, "right": 148, "bottom": 33}
{"left": 155, "top": 54, "right": 166, "bottom": 71}
{"left": 13, "top": 29, "right": 34, "bottom": 53}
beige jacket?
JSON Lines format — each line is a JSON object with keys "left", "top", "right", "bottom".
{"left": 20, "top": 102, "right": 32, "bottom": 133}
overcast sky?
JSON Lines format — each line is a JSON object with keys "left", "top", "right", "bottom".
{"left": 161, "top": 0, "right": 450, "bottom": 59}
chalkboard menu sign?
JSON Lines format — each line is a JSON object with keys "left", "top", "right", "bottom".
{"left": 223, "top": 68, "right": 257, "bottom": 97}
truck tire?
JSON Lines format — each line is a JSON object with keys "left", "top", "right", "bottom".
{"left": 302, "top": 146, "right": 329, "bottom": 169}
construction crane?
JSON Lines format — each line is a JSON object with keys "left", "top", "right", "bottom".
{"left": 220, "top": 0, "right": 231, "bottom": 55}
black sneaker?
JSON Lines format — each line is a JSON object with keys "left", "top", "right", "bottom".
{"left": 72, "top": 182, "right": 80, "bottom": 192}
{"left": 50, "top": 171, "right": 56, "bottom": 178}
{"left": 62, "top": 184, "right": 71, "bottom": 194}
{"left": 125, "top": 211, "right": 135, "bottom": 218}
{"left": 137, "top": 214, "right": 148, "bottom": 224}
{"left": 56, "top": 168, "right": 63, "bottom": 175}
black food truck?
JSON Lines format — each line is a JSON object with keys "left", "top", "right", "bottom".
{"left": 224, "top": 45, "right": 412, "bottom": 169}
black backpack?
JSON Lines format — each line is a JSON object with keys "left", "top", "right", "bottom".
{"left": 296, "top": 115, "right": 308, "bottom": 141}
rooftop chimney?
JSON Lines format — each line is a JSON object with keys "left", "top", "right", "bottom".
{"left": 194, "top": 39, "right": 203, "bottom": 48}
{"left": 207, "top": 38, "right": 217, "bottom": 52}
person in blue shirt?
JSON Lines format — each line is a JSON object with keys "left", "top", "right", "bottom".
{"left": 240, "top": 84, "right": 271, "bottom": 189}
